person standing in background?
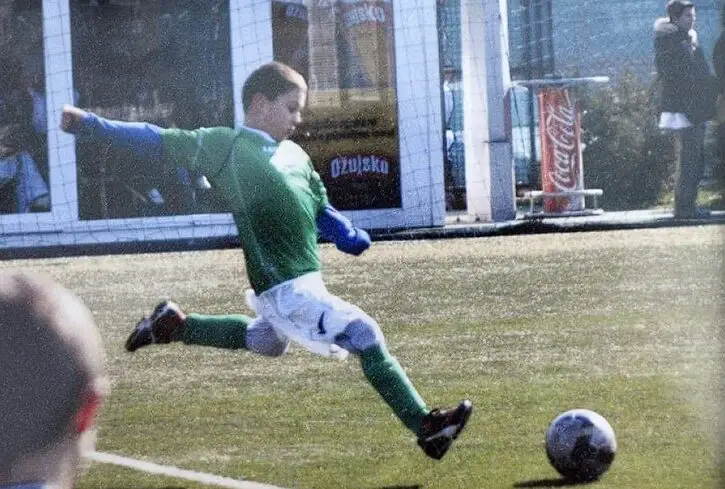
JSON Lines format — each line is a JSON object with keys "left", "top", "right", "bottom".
{"left": 654, "top": 0, "right": 718, "bottom": 219}
{"left": 712, "top": 4, "right": 725, "bottom": 174}
{"left": 0, "top": 56, "right": 50, "bottom": 213}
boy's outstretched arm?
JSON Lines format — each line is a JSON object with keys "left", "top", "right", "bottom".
{"left": 317, "top": 204, "right": 371, "bottom": 256}
{"left": 60, "top": 104, "right": 88, "bottom": 134}
{"left": 60, "top": 104, "right": 163, "bottom": 160}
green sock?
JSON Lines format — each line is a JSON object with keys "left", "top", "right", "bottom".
{"left": 361, "top": 344, "right": 429, "bottom": 434}
{"left": 182, "top": 313, "right": 251, "bottom": 349}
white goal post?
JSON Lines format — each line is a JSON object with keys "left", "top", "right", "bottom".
{"left": 0, "top": 0, "right": 512, "bottom": 253}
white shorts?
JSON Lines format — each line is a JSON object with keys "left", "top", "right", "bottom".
{"left": 246, "top": 272, "right": 373, "bottom": 360}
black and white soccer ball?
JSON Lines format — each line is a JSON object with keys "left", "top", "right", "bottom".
{"left": 545, "top": 409, "right": 617, "bottom": 482}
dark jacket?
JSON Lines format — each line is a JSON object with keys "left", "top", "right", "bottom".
{"left": 654, "top": 17, "right": 717, "bottom": 124}
{"left": 714, "top": 32, "right": 725, "bottom": 96}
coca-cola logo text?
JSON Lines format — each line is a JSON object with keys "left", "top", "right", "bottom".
{"left": 543, "top": 95, "right": 579, "bottom": 192}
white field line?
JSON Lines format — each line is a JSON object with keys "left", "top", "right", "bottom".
{"left": 87, "top": 451, "right": 290, "bottom": 489}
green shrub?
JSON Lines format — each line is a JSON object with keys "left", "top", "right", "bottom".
{"left": 579, "top": 70, "right": 676, "bottom": 210}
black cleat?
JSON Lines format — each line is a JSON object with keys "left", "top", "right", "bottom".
{"left": 125, "top": 316, "right": 153, "bottom": 352}
{"left": 125, "top": 301, "right": 186, "bottom": 352}
{"left": 417, "top": 399, "right": 473, "bottom": 460}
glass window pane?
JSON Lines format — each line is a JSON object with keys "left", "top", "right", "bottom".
{"left": 0, "top": 0, "right": 50, "bottom": 215}
{"left": 277, "top": 0, "right": 402, "bottom": 210}
{"left": 70, "top": 0, "right": 233, "bottom": 220}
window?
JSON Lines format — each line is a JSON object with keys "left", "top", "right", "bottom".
{"left": 279, "top": 0, "right": 402, "bottom": 210}
{"left": 0, "top": 0, "right": 50, "bottom": 215}
{"left": 70, "top": 0, "right": 233, "bottom": 219}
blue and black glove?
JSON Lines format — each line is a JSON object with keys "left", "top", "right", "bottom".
{"left": 317, "top": 205, "right": 371, "bottom": 256}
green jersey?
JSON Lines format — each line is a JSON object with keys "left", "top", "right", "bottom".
{"left": 160, "top": 126, "right": 329, "bottom": 293}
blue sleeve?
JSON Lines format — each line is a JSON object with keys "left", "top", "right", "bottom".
{"left": 73, "top": 112, "right": 163, "bottom": 161}
{"left": 317, "top": 205, "right": 371, "bottom": 256}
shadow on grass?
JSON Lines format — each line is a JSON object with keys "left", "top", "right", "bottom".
{"left": 514, "top": 478, "right": 592, "bottom": 487}
{"left": 99, "top": 487, "right": 186, "bottom": 489}
{"left": 99, "top": 485, "right": 417, "bottom": 489}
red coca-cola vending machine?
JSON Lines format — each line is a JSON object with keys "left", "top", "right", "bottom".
{"left": 538, "top": 87, "right": 584, "bottom": 213}
{"left": 516, "top": 77, "right": 608, "bottom": 218}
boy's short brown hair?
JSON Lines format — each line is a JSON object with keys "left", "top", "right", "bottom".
{"left": 242, "top": 61, "right": 307, "bottom": 112}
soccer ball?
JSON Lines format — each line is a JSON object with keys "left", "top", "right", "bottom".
{"left": 545, "top": 409, "right": 617, "bottom": 482}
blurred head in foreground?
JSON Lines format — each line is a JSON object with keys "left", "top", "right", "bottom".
{"left": 0, "top": 269, "right": 105, "bottom": 488}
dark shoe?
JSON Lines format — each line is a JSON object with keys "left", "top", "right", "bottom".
{"left": 675, "top": 208, "right": 711, "bottom": 219}
{"left": 125, "top": 301, "right": 186, "bottom": 352}
{"left": 417, "top": 399, "right": 473, "bottom": 460}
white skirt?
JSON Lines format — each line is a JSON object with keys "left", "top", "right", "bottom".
{"left": 246, "top": 272, "right": 376, "bottom": 360}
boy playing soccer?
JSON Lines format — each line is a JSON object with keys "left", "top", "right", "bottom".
{"left": 61, "top": 61, "right": 472, "bottom": 460}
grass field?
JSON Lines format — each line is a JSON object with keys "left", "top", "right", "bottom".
{"left": 9, "top": 226, "right": 724, "bottom": 489}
